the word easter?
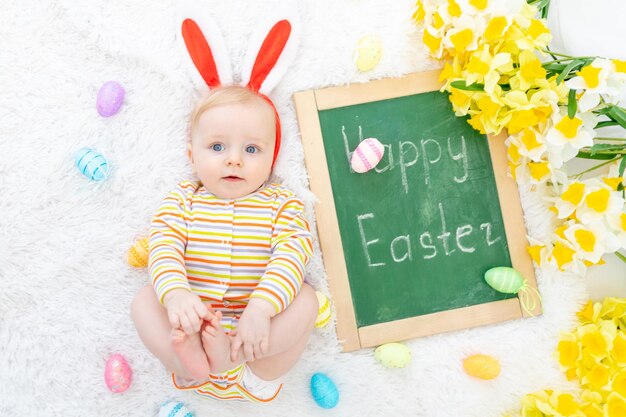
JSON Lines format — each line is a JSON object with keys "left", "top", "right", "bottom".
{"left": 356, "top": 202, "right": 502, "bottom": 267}
{"left": 342, "top": 125, "right": 469, "bottom": 193}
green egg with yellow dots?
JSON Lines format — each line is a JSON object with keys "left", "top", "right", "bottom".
{"left": 374, "top": 342, "right": 412, "bottom": 368}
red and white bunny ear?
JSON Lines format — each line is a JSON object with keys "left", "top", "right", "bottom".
{"left": 178, "top": 0, "right": 232, "bottom": 90}
{"left": 240, "top": 5, "right": 300, "bottom": 95}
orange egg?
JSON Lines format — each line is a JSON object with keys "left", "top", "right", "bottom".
{"left": 463, "top": 354, "right": 501, "bottom": 380}
{"left": 127, "top": 237, "right": 149, "bottom": 268}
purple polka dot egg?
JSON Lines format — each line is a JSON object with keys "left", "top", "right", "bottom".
{"left": 350, "top": 138, "right": 385, "bottom": 173}
{"left": 104, "top": 353, "right": 132, "bottom": 393}
{"left": 96, "top": 81, "right": 125, "bottom": 117}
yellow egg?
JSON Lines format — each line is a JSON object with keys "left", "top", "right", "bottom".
{"left": 127, "top": 237, "right": 149, "bottom": 268}
{"left": 356, "top": 34, "right": 383, "bottom": 72}
{"left": 463, "top": 354, "right": 501, "bottom": 380}
{"left": 374, "top": 343, "right": 411, "bottom": 368}
{"left": 315, "top": 291, "right": 331, "bottom": 328}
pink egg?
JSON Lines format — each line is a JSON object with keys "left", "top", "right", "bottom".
{"left": 104, "top": 354, "right": 132, "bottom": 393}
{"left": 96, "top": 81, "right": 125, "bottom": 117}
{"left": 350, "top": 138, "right": 385, "bottom": 173}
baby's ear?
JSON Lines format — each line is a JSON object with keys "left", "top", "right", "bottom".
{"left": 240, "top": 3, "right": 301, "bottom": 95}
{"left": 186, "top": 142, "right": 196, "bottom": 173}
{"left": 177, "top": 0, "right": 233, "bottom": 92}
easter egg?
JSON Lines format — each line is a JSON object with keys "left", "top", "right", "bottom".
{"left": 104, "top": 354, "right": 132, "bottom": 393}
{"left": 96, "top": 81, "right": 125, "bottom": 117}
{"left": 484, "top": 266, "right": 524, "bottom": 294}
{"left": 463, "top": 354, "right": 501, "bottom": 380}
{"left": 374, "top": 342, "right": 412, "bottom": 368}
{"left": 127, "top": 237, "right": 149, "bottom": 268}
{"left": 356, "top": 34, "right": 383, "bottom": 72}
{"left": 310, "top": 373, "right": 339, "bottom": 409}
{"left": 350, "top": 138, "right": 385, "bottom": 173}
{"left": 315, "top": 291, "right": 331, "bottom": 328}
{"left": 159, "top": 401, "right": 193, "bottom": 417}
{"left": 75, "top": 147, "right": 110, "bottom": 181}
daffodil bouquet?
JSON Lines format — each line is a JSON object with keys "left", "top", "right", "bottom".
{"left": 414, "top": 0, "right": 626, "bottom": 274}
{"left": 505, "top": 298, "right": 626, "bottom": 417}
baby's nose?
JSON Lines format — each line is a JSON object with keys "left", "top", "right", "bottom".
{"left": 226, "top": 151, "right": 243, "bottom": 166}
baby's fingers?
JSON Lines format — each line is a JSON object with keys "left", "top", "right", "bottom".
{"left": 168, "top": 312, "right": 181, "bottom": 329}
{"left": 193, "top": 302, "right": 209, "bottom": 320}
{"left": 260, "top": 338, "right": 269, "bottom": 357}
{"left": 230, "top": 337, "right": 242, "bottom": 363}
{"left": 179, "top": 314, "right": 194, "bottom": 335}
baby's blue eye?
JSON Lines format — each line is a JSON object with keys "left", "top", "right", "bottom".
{"left": 211, "top": 143, "right": 224, "bottom": 151}
{"left": 245, "top": 145, "right": 258, "bottom": 154}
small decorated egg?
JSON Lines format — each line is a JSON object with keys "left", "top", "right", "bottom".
{"left": 356, "top": 34, "right": 383, "bottom": 72}
{"left": 97, "top": 81, "right": 125, "bottom": 117}
{"left": 350, "top": 138, "right": 385, "bottom": 173}
{"left": 484, "top": 266, "right": 524, "bottom": 294}
{"left": 75, "top": 147, "right": 110, "bottom": 181}
{"left": 127, "top": 237, "right": 149, "bottom": 268}
{"left": 310, "top": 373, "right": 339, "bottom": 409}
{"left": 159, "top": 401, "right": 193, "bottom": 417}
{"left": 315, "top": 291, "right": 331, "bottom": 328}
{"left": 104, "top": 354, "right": 132, "bottom": 393}
{"left": 374, "top": 342, "right": 412, "bottom": 368}
{"left": 463, "top": 354, "right": 501, "bottom": 380}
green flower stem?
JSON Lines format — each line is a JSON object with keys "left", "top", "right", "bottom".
{"left": 570, "top": 157, "right": 620, "bottom": 178}
{"left": 540, "top": 50, "right": 595, "bottom": 60}
{"left": 594, "top": 138, "right": 626, "bottom": 142}
{"left": 615, "top": 251, "right": 626, "bottom": 264}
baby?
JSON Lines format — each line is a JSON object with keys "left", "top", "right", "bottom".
{"left": 131, "top": 86, "right": 318, "bottom": 402}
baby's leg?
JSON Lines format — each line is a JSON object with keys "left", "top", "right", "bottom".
{"left": 201, "top": 283, "right": 318, "bottom": 379}
{"left": 131, "top": 285, "right": 210, "bottom": 381}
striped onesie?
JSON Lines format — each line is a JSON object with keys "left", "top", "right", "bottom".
{"left": 148, "top": 180, "right": 313, "bottom": 401}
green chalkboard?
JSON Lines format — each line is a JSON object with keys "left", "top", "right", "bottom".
{"left": 295, "top": 70, "right": 540, "bottom": 350}
{"left": 318, "top": 90, "right": 515, "bottom": 327}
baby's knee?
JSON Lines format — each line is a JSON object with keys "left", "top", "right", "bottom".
{"left": 130, "top": 285, "right": 157, "bottom": 320}
{"left": 298, "top": 284, "right": 319, "bottom": 321}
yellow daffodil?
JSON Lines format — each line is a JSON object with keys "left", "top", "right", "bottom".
{"left": 554, "top": 181, "right": 586, "bottom": 219}
{"left": 444, "top": 14, "right": 483, "bottom": 55}
{"left": 606, "top": 211, "right": 626, "bottom": 249}
{"left": 605, "top": 392, "right": 626, "bottom": 417}
{"left": 463, "top": 44, "right": 512, "bottom": 93}
{"left": 566, "top": 58, "right": 615, "bottom": 112}
{"left": 576, "top": 300, "right": 601, "bottom": 325}
{"left": 515, "top": 127, "right": 547, "bottom": 161}
{"left": 510, "top": 50, "right": 547, "bottom": 91}
{"left": 563, "top": 223, "right": 617, "bottom": 264}
{"left": 550, "top": 239, "right": 578, "bottom": 271}
{"left": 612, "top": 332, "right": 626, "bottom": 367}
{"left": 558, "top": 332, "right": 581, "bottom": 370}
{"left": 576, "top": 180, "right": 625, "bottom": 224}
{"left": 502, "top": 89, "right": 556, "bottom": 134}
{"left": 578, "top": 322, "right": 616, "bottom": 360}
{"left": 545, "top": 112, "right": 595, "bottom": 165}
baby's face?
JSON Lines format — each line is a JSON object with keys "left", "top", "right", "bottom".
{"left": 189, "top": 101, "right": 276, "bottom": 199}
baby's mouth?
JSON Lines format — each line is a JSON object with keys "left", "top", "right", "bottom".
{"left": 223, "top": 175, "right": 243, "bottom": 182}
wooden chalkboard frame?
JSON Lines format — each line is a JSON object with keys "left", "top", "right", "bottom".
{"left": 294, "top": 69, "right": 541, "bottom": 352}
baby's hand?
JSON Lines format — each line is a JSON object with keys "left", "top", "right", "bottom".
{"left": 163, "top": 289, "right": 214, "bottom": 335}
{"left": 230, "top": 299, "right": 274, "bottom": 362}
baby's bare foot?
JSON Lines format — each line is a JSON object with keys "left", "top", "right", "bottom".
{"left": 201, "top": 312, "right": 240, "bottom": 374}
{"left": 171, "top": 328, "right": 210, "bottom": 381}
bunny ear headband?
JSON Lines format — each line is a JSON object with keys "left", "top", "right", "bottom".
{"left": 178, "top": 1, "right": 301, "bottom": 167}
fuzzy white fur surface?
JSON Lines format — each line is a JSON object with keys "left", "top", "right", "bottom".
{"left": 0, "top": 1, "right": 588, "bottom": 416}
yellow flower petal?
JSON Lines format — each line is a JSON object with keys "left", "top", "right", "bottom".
{"left": 607, "top": 393, "right": 626, "bottom": 417}
{"left": 528, "top": 161, "right": 550, "bottom": 181}
{"left": 508, "top": 109, "right": 539, "bottom": 134}
{"left": 584, "top": 363, "right": 610, "bottom": 390}
{"left": 621, "top": 213, "right": 626, "bottom": 231}
{"left": 432, "top": 12, "right": 445, "bottom": 30}
{"left": 585, "top": 189, "right": 610, "bottom": 213}
{"left": 556, "top": 225, "right": 568, "bottom": 239}
{"left": 527, "top": 19, "right": 550, "bottom": 39}
{"left": 521, "top": 128, "right": 542, "bottom": 151}
{"left": 612, "top": 331, "right": 626, "bottom": 365}
{"left": 581, "top": 328, "right": 607, "bottom": 357}
{"left": 448, "top": 0, "right": 462, "bottom": 18}
{"left": 423, "top": 30, "right": 442, "bottom": 55}
{"left": 614, "top": 59, "right": 626, "bottom": 74}
{"left": 469, "top": 0, "right": 488, "bottom": 10}
{"left": 466, "top": 55, "right": 490, "bottom": 76}
{"left": 556, "top": 393, "right": 579, "bottom": 415}
{"left": 574, "top": 229, "right": 596, "bottom": 252}
{"left": 553, "top": 241, "right": 575, "bottom": 268}
{"left": 603, "top": 177, "right": 622, "bottom": 190}
{"left": 527, "top": 245, "right": 543, "bottom": 265}
{"left": 558, "top": 339, "right": 580, "bottom": 368}
{"left": 562, "top": 182, "right": 586, "bottom": 205}
{"left": 507, "top": 142, "right": 521, "bottom": 163}
{"left": 555, "top": 116, "right": 583, "bottom": 139}
{"left": 412, "top": 2, "right": 425, "bottom": 23}
{"left": 577, "top": 65, "right": 602, "bottom": 89}
{"left": 577, "top": 301, "right": 596, "bottom": 323}
{"left": 613, "top": 371, "right": 626, "bottom": 397}
{"left": 450, "top": 28, "right": 474, "bottom": 52}
{"left": 581, "top": 402, "right": 603, "bottom": 417}
{"left": 484, "top": 16, "right": 507, "bottom": 43}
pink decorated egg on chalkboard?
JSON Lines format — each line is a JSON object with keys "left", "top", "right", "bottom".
{"left": 350, "top": 138, "right": 385, "bottom": 173}
{"left": 104, "top": 353, "right": 132, "bottom": 393}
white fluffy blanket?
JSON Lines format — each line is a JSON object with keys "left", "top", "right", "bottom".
{"left": 0, "top": 1, "right": 589, "bottom": 416}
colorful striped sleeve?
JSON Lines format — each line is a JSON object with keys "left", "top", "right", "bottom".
{"left": 148, "top": 184, "right": 191, "bottom": 304}
{"left": 250, "top": 196, "right": 314, "bottom": 315}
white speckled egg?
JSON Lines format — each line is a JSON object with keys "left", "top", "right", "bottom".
{"left": 374, "top": 342, "right": 412, "bottom": 368}
{"left": 350, "top": 138, "right": 385, "bottom": 173}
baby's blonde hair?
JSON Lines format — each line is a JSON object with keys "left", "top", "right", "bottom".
{"left": 189, "top": 86, "right": 275, "bottom": 142}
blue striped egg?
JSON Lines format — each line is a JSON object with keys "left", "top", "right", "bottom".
{"left": 75, "top": 148, "right": 110, "bottom": 181}
{"left": 310, "top": 373, "right": 339, "bottom": 409}
{"left": 159, "top": 401, "right": 193, "bottom": 417}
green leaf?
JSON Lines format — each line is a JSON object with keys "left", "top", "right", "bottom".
{"left": 542, "top": 63, "right": 567, "bottom": 72}
{"left": 619, "top": 155, "right": 626, "bottom": 177}
{"left": 556, "top": 59, "right": 584, "bottom": 85}
{"left": 596, "top": 121, "right": 619, "bottom": 129}
{"left": 589, "top": 144, "right": 625, "bottom": 155}
{"left": 576, "top": 151, "right": 619, "bottom": 160}
{"left": 607, "top": 105, "right": 626, "bottom": 129}
{"left": 567, "top": 89, "right": 577, "bottom": 118}
{"left": 450, "top": 81, "right": 485, "bottom": 91}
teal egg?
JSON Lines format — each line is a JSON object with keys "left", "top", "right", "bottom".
{"left": 310, "top": 373, "right": 339, "bottom": 409}
{"left": 484, "top": 266, "right": 524, "bottom": 294}
{"left": 75, "top": 147, "right": 110, "bottom": 181}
